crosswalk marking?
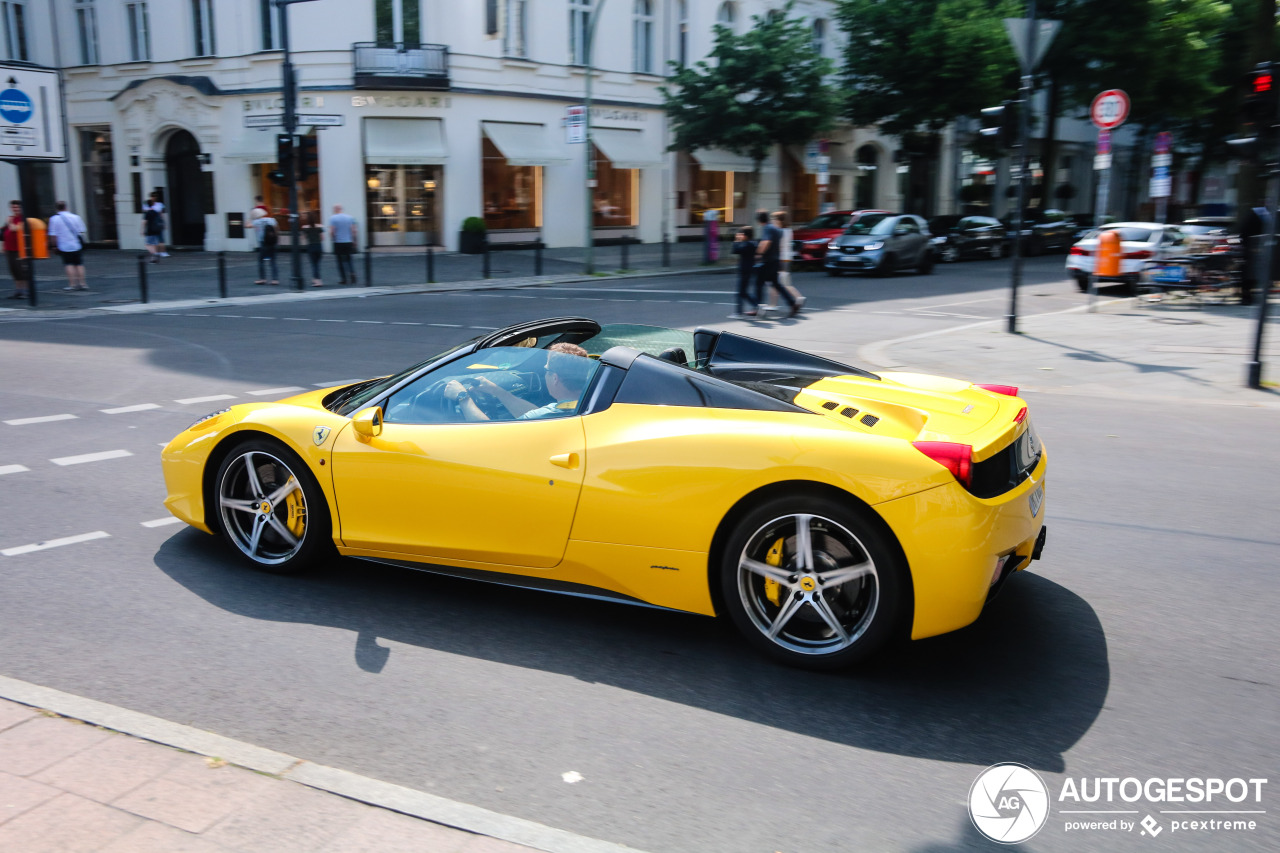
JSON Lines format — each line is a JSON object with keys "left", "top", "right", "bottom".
{"left": 51, "top": 449, "right": 134, "bottom": 467}
{"left": 2, "top": 531, "right": 111, "bottom": 557}
{"left": 0, "top": 464, "right": 29, "bottom": 475}
{"left": 101, "top": 403, "right": 161, "bottom": 414}
{"left": 141, "top": 517, "right": 183, "bottom": 528}
{"left": 5, "top": 414, "right": 77, "bottom": 426}
{"left": 175, "top": 394, "right": 236, "bottom": 405}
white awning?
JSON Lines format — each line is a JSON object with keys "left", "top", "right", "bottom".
{"left": 592, "top": 128, "right": 662, "bottom": 170}
{"left": 222, "top": 131, "right": 278, "bottom": 164}
{"left": 364, "top": 118, "right": 448, "bottom": 164}
{"left": 482, "top": 122, "right": 570, "bottom": 167}
{"left": 691, "top": 148, "right": 765, "bottom": 172}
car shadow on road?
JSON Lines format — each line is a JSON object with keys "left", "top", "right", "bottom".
{"left": 154, "top": 529, "right": 1106, "bottom": 775}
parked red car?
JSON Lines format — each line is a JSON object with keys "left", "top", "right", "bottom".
{"left": 792, "top": 209, "right": 892, "bottom": 263}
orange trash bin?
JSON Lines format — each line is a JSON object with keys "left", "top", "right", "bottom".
{"left": 1096, "top": 228, "right": 1120, "bottom": 278}
{"left": 16, "top": 218, "right": 49, "bottom": 260}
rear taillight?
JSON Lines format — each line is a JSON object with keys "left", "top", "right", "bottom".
{"left": 1122, "top": 249, "right": 1153, "bottom": 260}
{"left": 912, "top": 441, "right": 973, "bottom": 489}
{"left": 1013, "top": 406, "right": 1028, "bottom": 423}
{"left": 974, "top": 384, "right": 1019, "bottom": 396}
{"left": 1069, "top": 246, "right": 1091, "bottom": 256}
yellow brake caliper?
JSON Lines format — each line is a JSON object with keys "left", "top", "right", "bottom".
{"left": 283, "top": 477, "right": 306, "bottom": 538}
{"left": 764, "top": 537, "right": 785, "bottom": 606}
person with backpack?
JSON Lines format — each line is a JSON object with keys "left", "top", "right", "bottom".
{"left": 48, "top": 201, "right": 89, "bottom": 291}
{"left": 141, "top": 193, "right": 167, "bottom": 263}
{"left": 729, "top": 226, "right": 758, "bottom": 318}
{"left": 253, "top": 209, "right": 280, "bottom": 285}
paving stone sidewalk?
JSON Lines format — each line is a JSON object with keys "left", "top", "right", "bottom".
{"left": 0, "top": 696, "right": 561, "bottom": 853}
{"left": 859, "top": 294, "right": 1280, "bottom": 407}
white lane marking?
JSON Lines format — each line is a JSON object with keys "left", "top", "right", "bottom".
{"left": 391, "top": 321, "right": 422, "bottom": 325}
{"left": 353, "top": 320, "right": 384, "bottom": 324}
{"left": 534, "top": 287, "right": 728, "bottom": 295}
{"left": 312, "top": 380, "right": 364, "bottom": 388}
{"left": 216, "top": 314, "right": 244, "bottom": 318}
{"left": 5, "top": 414, "right": 77, "bottom": 426}
{"left": 155, "top": 312, "right": 182, "bottom": 316}
{"left": 175, "top": 394, "right": 236, "bottom": 405}
{"left": 508, "top": 295, "right": 535, "bottom": 299}
{"left": 249, "top": 316, "right": 275, "bottom": 320}
{"left": 51, "top": 449, "right": 134, "bottom": 467}
{"left": 469, "top": 326, "right": 497, "bottom": 330}
{"left": 0, "top": 464, "right": 29, "bottom": 475}
{"left": 101, "top": 403, "right": 161, "bottom": 415}
{"left": 428, "top": 323, "right": 462, "bottom": 327}
{"left": 2, "top": 531, "right": 111, "bottom": 557}
{"left": 316, "top": 319, "right": 345, "bottom": 323}
{"left": 678, "top": 300, "right": 705, "bottom": 303}
{"left": 246, "top": 386, "right": 306, "bottom": 396}
{"left": 141, "top": 517, "right": 183, "bottom": 528}
{"left": 562, "top": 771, "right": 584, "bottom": 784}
{"left": 917, "top": 295, "right": 1004, "bottom": 310}
{"left": 282, "top": 317, "right": 310, "bottom": 321}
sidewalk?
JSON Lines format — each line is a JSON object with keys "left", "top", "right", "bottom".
{"left": 0, "top": 680, "right": 638, "bottom": 853}
{"left": 858, "top": 294, "right": 1280, "bottom": 407}
{"left": 0, "top": 244, "right": 730, "bottom": 315}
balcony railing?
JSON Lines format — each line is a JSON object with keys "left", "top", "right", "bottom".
{"left": 353, "top": 42, "right": 450, "bottom": 90}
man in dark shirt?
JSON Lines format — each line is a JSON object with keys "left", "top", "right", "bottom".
{"left": 754, "top": 210, "right": 797, "bottom": 316}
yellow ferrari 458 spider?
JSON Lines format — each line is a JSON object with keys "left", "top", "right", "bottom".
{"left": 162, "top": 318, "right": 1047, "bottom": 669}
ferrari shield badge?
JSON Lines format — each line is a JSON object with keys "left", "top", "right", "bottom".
{"left": 312, "top": 425, "right": 331, "bottom": 446}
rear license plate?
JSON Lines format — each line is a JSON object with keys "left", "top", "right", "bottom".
{"left": 1029, "top": 483, "right": 1044, "bottom": 518}
{"left": 1152, "top": 265, "right": 1186, "bottom": 283}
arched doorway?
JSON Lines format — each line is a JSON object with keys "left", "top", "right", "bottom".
{"left": 855, "top": 145, "right": 879, "bottom": 209}
{"left": 165, "top": 130, "right": 207, "bottom": 247}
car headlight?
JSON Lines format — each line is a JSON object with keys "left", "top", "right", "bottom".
{"left": 191, "top": 407, "right": 231, "bottom": 428}
{"left": 864, "top": 241, "right": 884, "bottom": 251}
{"left": 827, "top": 242, "right": 841, "bottom": 250}
{"left": 805, "top": 238, "right": 828, "bottom": 245}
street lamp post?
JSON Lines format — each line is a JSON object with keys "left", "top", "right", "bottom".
{"left": 274, "top": 0, "right": 318, "bottom": 291}
{"left": 583, "top": 0, "right": 608, "bottom": 274}
{"left": 1007, "top": 0, "right": 1037, "bottom": 334}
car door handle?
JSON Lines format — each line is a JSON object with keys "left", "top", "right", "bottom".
{"left": 549, "top": 452, "right": 580, "bottom": 470}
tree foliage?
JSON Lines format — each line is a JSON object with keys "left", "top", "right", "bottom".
{"left": 661, "top": 2, "right": 840, "bottom": 166}
{"left": 837, "top": 0, "right": 1020, "bottom": 134}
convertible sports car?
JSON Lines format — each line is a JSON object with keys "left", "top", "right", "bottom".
{"left": 162, "top": 318, "right": 1048, "bottom": 669}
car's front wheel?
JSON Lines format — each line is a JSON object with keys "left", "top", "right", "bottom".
{"left": 940, "top": 244, "right": 959, "bottom": 263}
{"left": 720, "top": 496, "right": 905, "bottom": 669}
{"left": 917, "top": 250, "right": 935, "bottom": 274}
{"left": 214, "top": 439, "right": 332, "bottom": 573}
{"left": 990, "top": 243, "right": 1003, "bottom": 260}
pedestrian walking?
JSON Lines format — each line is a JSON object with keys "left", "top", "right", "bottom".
{"left": 329, "top": 204, "right": 358, "bottom": 284}
{"left": 252, "top": 209, "right": 280, "bottom": 285}
{"left": 3, "top": 200, "right": 29, "bottom": 299}
{"left": 730, "top": 226, "right": 758, "bottom": 317}
{"left": 142, "top": 193, "right": 167, "bottom": 262}
{"left": 754, "top": 210, "right": 798, "bottom": 318}
{"left": 47, "top": 201, "right": 89, "bottom": 291}
{"left": 250, "top": 196, "right": 270, "bottom": 222}
{"left": 765, "top": 210, "right": 806, "bottom": 317}
{"left": 301, "top": 210, "right": 325, "bottom": 287}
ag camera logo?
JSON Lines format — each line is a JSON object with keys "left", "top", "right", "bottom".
{"left": 969, "top": 763, "right": 1050, "bottom": 844}
{"left": 0, "top": 88, "right": 33, "bottom": 124}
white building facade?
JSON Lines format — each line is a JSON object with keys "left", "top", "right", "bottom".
{"left": 7, "top": 0, "right": 925, "bottom": 252}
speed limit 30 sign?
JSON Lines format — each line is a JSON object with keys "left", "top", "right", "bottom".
{"left": 1091, "top": 89, "right": 1129, "bottom": 130}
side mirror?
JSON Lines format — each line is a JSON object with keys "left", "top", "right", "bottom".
{"left": 351, "top": 406, "right": 383, "bottom": 438}
{"left": 893, "top": 226, "right": 910, "bottom": 236}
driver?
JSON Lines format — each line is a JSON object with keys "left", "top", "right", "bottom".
{"left": 445, "top": 342, "right": 592, "bottom": 421}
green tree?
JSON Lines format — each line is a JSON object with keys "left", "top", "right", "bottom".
{"left": 837, "top": 0, "right": 1019, "bottom": 135}
{"left": 661, "top": 2, "right": 840, "bottom": 174}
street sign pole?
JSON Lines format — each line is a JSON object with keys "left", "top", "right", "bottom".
{"left": 1006, "top": 0, "right": 1037, "bottom": 335}
{"left": 1247, "top": 133, "right": 1277, "bottom": 389}
{"left": 275, "top": 0, "right": 318, "bottom": 292}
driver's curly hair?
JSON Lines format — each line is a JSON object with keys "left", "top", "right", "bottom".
{"left": 546, "top": 342, "right": 593, "bottom": 390}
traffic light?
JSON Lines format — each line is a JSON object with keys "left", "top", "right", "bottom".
{"left": 298, "top": 135, "right": 319, "bottom": 179}
{"left": 1230, "top": 62, "right": 1279, "bottom": 164}
{"left": 270, "top": 134, "right": 294, "bottom": 186}
{"left": 980, "top": 100, "right": 1020, "bottom": 150}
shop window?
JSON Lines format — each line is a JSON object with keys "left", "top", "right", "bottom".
{"left": 251, "top": 164, "right": 319, "bottom": 224}
{"left": 592, "top": 144, "right": 635, "bottom": 227}
{"left": 482, "top": 136, "right": 539, "bottom": 230}
{"left": 784, "top": 148, "right": 817, "bottom": 226}
{"left": 365, "top": 164, "right": 441, "bottom": 246}
{"left": 688, "top": 160, "right": 735, "bottom": 224}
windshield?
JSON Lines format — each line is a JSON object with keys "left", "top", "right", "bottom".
{"left": 844, "top": 212, "right": 890, "bottom": 235}
{"left": 868, "top": 216, "right": 898, "bottom": 236}
{"left": 801, "top": 213, "right": 850, "bottom": 230}
{"left": 1101, "top": 226, "right": 1155, "bottom": 243}
{"left": 326, "top": 342, "right": 469, "bottom": 416}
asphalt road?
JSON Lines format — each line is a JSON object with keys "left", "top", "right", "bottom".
{"left": 1, "top": 255, "right": 1276, "bottom": 852}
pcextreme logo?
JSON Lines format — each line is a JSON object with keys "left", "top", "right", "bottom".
{"left": 969, "top": 765, "right": 1269, "bottom": 844}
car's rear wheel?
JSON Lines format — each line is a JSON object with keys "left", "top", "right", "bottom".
{"left": 720, "top": 496, "right": 905, "bottom": 669}
{"left": 940, "top": 245, "right": 959, "bottom": 263}
{"left": 990, "top": 243, "right": 1003, "bottom": 260}
{"left": 214, "top": 439, "right": 331, "bottom": 573}
{"left": 917, "top": 251, "right": 935, "bottom": 274}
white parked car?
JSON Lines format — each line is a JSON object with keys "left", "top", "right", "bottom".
{"left": 1065, "top": 222, "right": 1189, "bottom": 294}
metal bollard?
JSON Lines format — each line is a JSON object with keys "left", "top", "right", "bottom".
{"left": 25, "top": 258, "right": 36, "bottom": 307}
{"left": 535, "top": 241, "right": 543, "bottom": 276}
{"left": 363, "top": 249, "right": 371, "bottom": 287}
{"left": 621, "top": 238, "right": 629, "bottom": 271}
{"left": 661, "top": 235, "right": 670, "bottom": 268}
{"left": 138, "top": 255, "right": 149, "bottom": 303}
{"left": 483, "top": 241, "right": 491, "bottom": 279}
{"left": 427, "top": 242, "right": 435, "bottom": 283}
{"left": 217, "top": 251, "right": 227, "bottom": 298}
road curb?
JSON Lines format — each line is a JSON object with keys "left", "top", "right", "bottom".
{"left": 0, "top": 674, "right": 645, "bottom": 853}
{"left": 0, "top": 265, "right": 733, "bottom": 323}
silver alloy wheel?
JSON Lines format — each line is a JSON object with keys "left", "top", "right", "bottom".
{"left": 990, "top": 242, "right": 1003, "bottom": 259}
{"left": 941, "top": 245, "right": 959, "bottom": 263}
{"left": 218, "top": 450, "right": 307, "bottom": 566}
{"left": 735, "top": 513, "right": 879, "bottom": 656}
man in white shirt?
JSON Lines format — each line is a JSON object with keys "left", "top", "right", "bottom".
{"left": 47, "top": 201, "right": 89, "bottom": 291}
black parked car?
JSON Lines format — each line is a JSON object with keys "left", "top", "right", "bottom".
{"left": 1002, "top": 208, "right": 1076, "bottom": 255}
{"left": 824, "top": 213, "right": 935, "bottom": 276}
{"left": 929, "top": 215, "right": 1008, "bottom": 262}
